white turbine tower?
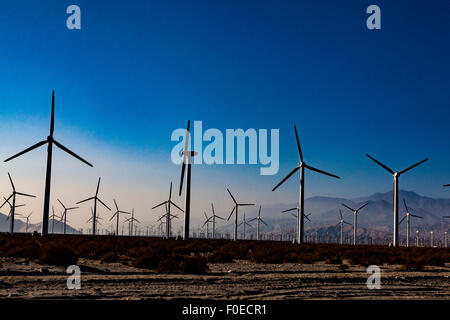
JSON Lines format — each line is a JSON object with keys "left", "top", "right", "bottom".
{"left": 341, "top": 202, "right": 369, "bottom": 245}
{"left": 335, "top": 209, "right": 352, "bottom": 245}
{"left": 248, "top": 206, "right": 268, "bottom": 241}
{"left": 226, "top": 188, "right": 254, "bottom": 241}
{"left": 366, "top": 154, "right": 428, "bottom": 246}
{"left": 272, "top": 126, "right": 340, "bottom": 244}
{"left": 399, "top": 199, "right": 423, "bottom": 247}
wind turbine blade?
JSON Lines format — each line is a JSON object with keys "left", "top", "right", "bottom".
{"left": 339, "top": 209, "right": 343, "bottom": 220}
{"left": 238, "top": 203, "right": 255, "bottom": 207}
{"left": 114, "top": 199, "right": 119, "bottom": 211}
{"left": 227, "top": 188, "right": 237, "bottom": 204}
{"left": 227, "top": 207, "right": 236, "bottom": 221}
{"left": 16, "top": 192, "right": 36, "bottom": 198}
{"left": 215, "top": 215, "right": 225, "bottom": 220}
{"left": 399, "top": 215, "right": 406, "bottom": 224}
{"left": 4, "top": 141, "right": 47, "bottom": 163}
{"left": 179, "top": 161, "right": 186, "bottom": 196}
{"left": 76, "top": 197, "right": 94, "bottom": 204}
{"left": 365, "top": 154, "right": 394, "bottom": 174}
{"left": 50, "top": 90, "right": 55, "bottom": 136}
{"left": 118, "top": 211, "right": 131, "bottom": 214}
{"left": 248, "top": 218, "right": 257, "bottom": 222}
{"left": 444, "top": 184, "right": 450, "bottom": 187}
{"left": 344, "top": 221, "right": 352, "bottom": 226}
{"left": 282, "top": 207, "right": 297, "bottom": 213}
{"left": 442, "top": 216, "right": 450, "bottom": 218}
{"left": 260, "top": 219, "right": 268, "bottom": 226}
{"left": 169, "top": 201, "right": 184, "bottom": 212}
{"left": 0, "top": 195, "right": 13, "bottom": 209}
{"left": 169, "top": 182, "right": 172, "bottom": 201}
{"left": 399, "top": 158, "right": 429, "bottom": 175}
{"left": 403, "top": 199, "right": 408, "bottom": 212}
{"left": 8, "top": 173, "right": 15, "bottom": 191}
{"left": 97, "top": 198, "right": 111, "bottom": 211}
{"left": 356, "top": 202, "right": 369, "bottom": 212}
{"left": 294, "top": 125, "right": 303, "bottom": 162}
{"left": 304, "top": 164, "right": 340, "bottom": 179}
{"left": 245, "top": 222, "right": 252, "bottom": 227}
{"left": 96, "top": 178, "right": 101, "bottom": 195}
{"left": 211, "top": 203, "right": 215, "bottom": 215}
{"left": 152, "top": 201, "right": 167, "bottom": 210}
{"left": 109, "top": 213, "right": 118, "bottom": 221}
{"left": 86, "top": 217, "right": 93, "bottom": 223}
{"left": 204, "top": 212, "right": 208, "bottom": 220}
{"left": 53, "top": 140, "right": 93, "bottom": 167}
{"left": 303, "top": 214, "right": 311, "bottom": 222}
{"left": 57, "top": 199, "right": 66, "bottom": 209}
{"left": 67, "top": 207, "right": 79, "bottom": 211}
{"left": 272, "top": 166, "right": 300, "bottom": 192}
{"left": 410, "top": 214, "right": 423, "bottom": 219}
{"left": 341, "top": 203, "right": 355, "bottom": 212}
{"left": 291, "top": 213, "right": 298, "bottom": 219}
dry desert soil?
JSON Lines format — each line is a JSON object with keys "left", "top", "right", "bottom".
{"left": 0, "top": 257, "right": 449, "bottom": 300}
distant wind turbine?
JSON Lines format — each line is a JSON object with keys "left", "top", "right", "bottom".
{"left": 366, "top": 154, "right": 428, "bottom": 246}
{"left": 24, "top": 212, "right": 33, "bottom": 233}
{"left": 272, "top": 126, "right": 340, "bottom": 244}
{"left": 0, "top": 173, "right": 36, "bottom": 234}
{"left": 336, "top": 209, "right": 351, "bottom": 245}
{"left": 208, "top": 203, "right": 224, "bottom": 239}
{"left": 153, "top": 182, "right": 183, "bottom": 239}
{"left": 124, "top": 209, "right": 139, "bottom": 236}
{"left": 57, "top": 199, "right": 79, "bottom": 235}
{"left": 238, "top": 212, "right": 253, "bottom": 240}
{"left": 87, "top": 207, "right": 102, "bottom": 235}
{"left": 399, "top": 199, "right": 423, "bottom": 247}
{"left": 248, "top": 206, "right": 268, "bottom": 241}
{"left": 341, "top": 202, "right": 369, "bottom": 245}
{"left": 77, "top": 178, "right": 111, "bottom": 236}
{"left": 110, "top": 199, "right": 131, "bottom": 236}
{"left": 4, "top": 91, "right": 93, "bottom": 235}
{"left": 227, "top": 188, "right": 254, "bottom": 241}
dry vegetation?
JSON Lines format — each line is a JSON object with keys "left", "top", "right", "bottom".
{"left": 0, "top": 233, "right": 448, "bottom": 273}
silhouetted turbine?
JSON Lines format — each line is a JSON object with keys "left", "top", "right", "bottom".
{"left": 248, "top": 206, "right": 268, "bottom": 241}
{"left": 4, "top": 91, "right": 93, "bottom": 235}
{"left": 109, "top": 199, "right": 131, "bottom": 236}
{"left": 77, "top": 178, "right": 111, "bottom": 236}
{"left": 238, "top": 212, "right": 253, "bottom": 240}
{"left": 227, "top": 188, "right": 254, "bottom": 241}
{"left": 341, "top": 202, "right": 369, "bottom": 245}
{"left": 179, "top": 121, "right": 198, "bottom": 240}
{"left": 153, "top": 182, "right": 183, "bottom": 239}
{"left": 124, "top": 209, "right": 140, "bottom": 236}
{"left": 57, "top": 199, "right": 79, "bottom": 235}
{"left": 273, "top": 126, "right": 340, "bottom": 244}
{"left": 0, "top": 173, "right": 35, "bottom": 234}
{"left": 366, "top": 154, "right": 428, "bottom": 246}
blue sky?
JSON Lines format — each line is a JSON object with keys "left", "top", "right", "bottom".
{"left": 0, "top": 1, "right": 449, "bottom": 229}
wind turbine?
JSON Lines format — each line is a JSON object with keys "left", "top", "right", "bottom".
{"left": 335, "top": 209, "right": 352, "bottom": 245}
{"left": 227, "top": 188, "right": 254, "bottom": 241}
{"left": 208, "top": 203, "right": 224, "bottom": 239}
{"left": 50, "top": 206, "right": 60, "bottom": 234}
{"left": 87, "top": 207, "right": 102, "bottom": 235}
{"left": 238, "top": 212, "right": 253, "bottom": 240}
{"left": 202, "top": 212, "right": 212, "bottom": 239}
{"left": 272, "top": 126, "right": 340, "bottom": 244}
{"left": 77, "top": 178, "right": 111, "bottom": 236}
{"left": 341, "top": 202, "right": 369, "bottom": 245}
{"left": 4, "top": 91, "right": 93, "bottom": 235}
{"left": 24, "top": 212, "right": 33, "bottom": 233}
{"left": 2, "top": 197, "right": 25, "bottom": 221}
{"left": 124, "top": 209, "right": 140, "bottom": 236}
{"left": 0, "top": 173, "right": 36, "bottom": 234}
{"left": 179, "top": 121, "right": 198, "bottom": 240}
{"left": 399, "top": 199, "right": 423, "bottom": 247}
{"left": 366, "top": 154, "right": 428, "bottom": 247}
{"left": 109, "top": 199, "right": 131, "bottom": 236}
{"left": 153, "top": 182, "right": 184, "bottom": 239}
{"left": 248, "top": 206, "right": 267, "bottom": 241}
{"left": 444, "top": 184, "right": 450, "bottom": 187}
{"left": 57, "top": 199, "right": 79, "bottom": 235}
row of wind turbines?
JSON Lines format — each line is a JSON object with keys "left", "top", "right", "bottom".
{"left": 1, "top": 91, "right": 449, "bottom": 248}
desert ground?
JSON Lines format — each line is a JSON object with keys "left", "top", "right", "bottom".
{"left": 0, "top": 257, "right": 449, "bottom": 300}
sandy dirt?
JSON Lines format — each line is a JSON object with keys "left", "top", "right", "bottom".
{"left": 0, "top": 257, "right": 449, "bottom": 300}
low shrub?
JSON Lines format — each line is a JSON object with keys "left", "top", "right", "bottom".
{"left": 39, "top": 242, "right": 78, "bottom": 266}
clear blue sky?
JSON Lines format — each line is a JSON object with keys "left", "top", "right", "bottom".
{"left": 0, "top": 0, "right": 449, "bottom": 228}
